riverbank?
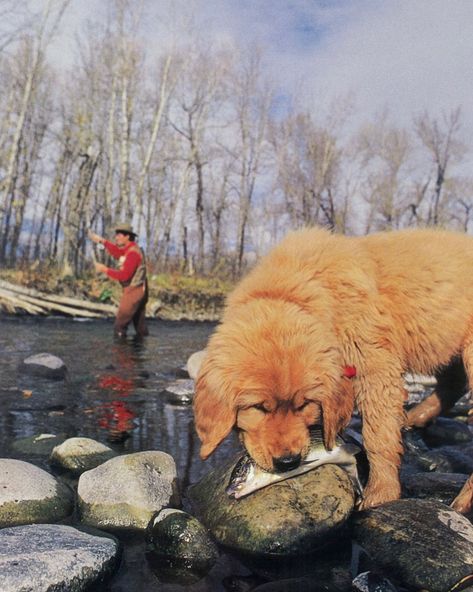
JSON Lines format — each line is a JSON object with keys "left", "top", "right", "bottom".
{"left": 0, "top": 269, "right": 232, "bottom": 322}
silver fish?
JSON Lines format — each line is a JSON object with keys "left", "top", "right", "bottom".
{"left": 226, "top": 426, "right": 362, "bottom": 499}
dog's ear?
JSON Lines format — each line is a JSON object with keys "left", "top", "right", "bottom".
{"left": 193, "top": 365, "right": 237, "bottom": 459}
{"left": 321, "top": 377, "right": 355, "bottom": 449}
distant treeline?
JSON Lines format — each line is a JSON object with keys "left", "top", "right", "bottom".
{"left": 0, "top": 0, "right": 471, "bottom": 278}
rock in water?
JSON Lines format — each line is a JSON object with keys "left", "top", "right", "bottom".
{"left": 353, "top": 498, "right": 473, "bottom": 592}
{"left": 19, "top": 353, "right": 67, "bottom": 379}
{"left": 147, "top": 509, "right": 218, "bottom": 573}
{"left": 11, "top": 433, "right": 67, "bottom": 456}
{"left": 0, "top": 524, "right": 119, "bottom": 591}
{"left": 0, "top": 459, "right": 73, "bottom": 527}
{"left": 188, "top": 458, "right": 355, "bottom": 556}
{"left": 78, "top": 451, "right": 180, "bottom": 531}
{"left": 161, "top": 379, "right": 194, "bottom": 405}
{"left": 422, "top": 417, "right": 473, "bottom": 447}
{"left": 186, "top": 350, "right": 206, "bottom": 380}
{"left": 401, "top": 472, "right": 469, "bottom": 505}
{"left": 50, "top": 437, "right": 117, "bottom": 476}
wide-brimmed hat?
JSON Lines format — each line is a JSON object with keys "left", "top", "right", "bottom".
{"left": 114, "top": 222, "right": 137, "bottom": 238}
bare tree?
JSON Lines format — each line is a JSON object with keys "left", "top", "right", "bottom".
{"left": 414, "top": 108, "right": 466, "bottom": 226}
{"left": 0, "top": 1, "right": 32, "bottom": 53}
{"left": 356, "top": 114, "right": 412, "bottom": 231}
{"left": 205, "top": 149, "right": 235, "bottom": 271}
{"left": 0, "top": 0, "right": 71, "bottom": 263}
{"left": 169, "top": 45, "right": 229, "bottom": 272}
{"left": 134, "top": 53, "right": 175, "bottom": 236}
{"left": 34, "top": 113, "right": 75, "bottom": 261}
{"left": 229, "top": 48, "right": 272, "bottom": 275}
{"left": 271, "top": 111, "right": 345, "bottom": 231}
{"left": 446, "top": 178, "right": 473, "bottom": 232}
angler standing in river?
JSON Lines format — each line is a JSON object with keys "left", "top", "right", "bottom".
{"left": 88, "top": 223, "right": 149, "bottom": 338}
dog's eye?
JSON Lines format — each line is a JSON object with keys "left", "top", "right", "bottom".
{"left": 252, "top": 403, "right": 268, "bottom": 413}
{"left": 296, "top": 401, "right": 312, "bottom": 412}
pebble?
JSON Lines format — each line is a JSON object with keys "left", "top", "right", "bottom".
{"left": 18, "top": 353, "right": 67, "bottom": 379}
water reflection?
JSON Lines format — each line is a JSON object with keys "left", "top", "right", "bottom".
{"left": 0, "top": 317, "right": 247, "bottom": 591}
{"left": 95, "top": 341, "right": 142, "bottom": 443}
{"left": 0, "top": 317, "right": 240, "bottom": 484}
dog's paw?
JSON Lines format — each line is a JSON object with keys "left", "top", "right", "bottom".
{"left": 358, "top": 484, "right": 400, "bottom": 510}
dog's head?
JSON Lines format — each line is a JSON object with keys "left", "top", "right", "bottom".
{"left": 193, "top": 300, "right": 355, "bottom": 472}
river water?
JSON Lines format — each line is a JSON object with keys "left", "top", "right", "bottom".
{"left": 0, "top": 316, "right": 264, "bottom": 591}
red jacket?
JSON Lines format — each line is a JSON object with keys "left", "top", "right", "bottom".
{"left": 103, "top": 240, "right": 143, "bottom": 284}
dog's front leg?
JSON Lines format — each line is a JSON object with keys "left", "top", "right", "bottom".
{"left": 356, "top": 365, "right": 406, "bottom": 509}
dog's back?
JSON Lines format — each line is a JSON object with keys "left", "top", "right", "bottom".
{"left": 230, "top": 227, "right": 473, "bottom": 373}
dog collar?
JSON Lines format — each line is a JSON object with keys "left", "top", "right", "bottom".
{"left": 343, "top": 365, "right": 357, "bottom": 378}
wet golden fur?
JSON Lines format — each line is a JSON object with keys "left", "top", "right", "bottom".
{"left": 194, "top": 227, "right": 473, "bottom": 508}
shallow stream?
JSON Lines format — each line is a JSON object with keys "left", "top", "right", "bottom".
{"left": 0, "top": 317, "right": 269, "bottom": 591}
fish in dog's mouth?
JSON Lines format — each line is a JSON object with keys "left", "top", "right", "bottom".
{"left": 226, "top": 426, "right": 363, "bottom": 499}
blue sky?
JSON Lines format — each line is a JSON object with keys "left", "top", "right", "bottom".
{"left": 50, "top": 0, "right": 473, "bottom": 139}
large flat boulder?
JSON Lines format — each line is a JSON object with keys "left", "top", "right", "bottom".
{"left": 0, "top": 524, "right": 119, "bottom": 592}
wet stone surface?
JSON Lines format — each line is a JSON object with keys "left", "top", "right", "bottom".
{"left": 160, "top": 378, "right": 195, "bottom": 405}
{"left": 188, "top": 457, "right": 356, "bottom": 556}
{"left": 0, "top": 524, "right": 119, "bottom": 592}
{"left": 0, "top": 458, "right": 74, "bottom": 527}
{"left": 353, "top": 499, "right": 473, "bottom": 592}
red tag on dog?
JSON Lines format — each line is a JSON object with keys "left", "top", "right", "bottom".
{"left": 343, "top": 365, "right": 357, "bottom": 378}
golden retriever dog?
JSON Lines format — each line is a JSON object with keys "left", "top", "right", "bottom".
{"left": 194, "top": 227, "right": 473, "bottom": 509}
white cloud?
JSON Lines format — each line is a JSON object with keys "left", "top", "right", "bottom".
{"left": 48, "top": 0, "right": 473, "bottom": 139}
{"left": 299, "top": 0, "right": 473, "bottom": 129}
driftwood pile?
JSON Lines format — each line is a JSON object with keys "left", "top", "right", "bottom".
{"left": 0, "top": 280, "right": 117, "bottom": 318}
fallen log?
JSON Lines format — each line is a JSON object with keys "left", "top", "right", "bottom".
{"left": 0, "top": 280, "right": 117, "bottom": 318}
{"left": 0, "top": 280, "right": 116, "bottom": 313}
{"left": 0, "top": 290, "right": 46, "bottom": 315}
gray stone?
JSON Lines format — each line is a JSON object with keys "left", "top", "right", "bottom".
{"left": 0, "top": 459, "right": 73, "bottom": 527}
{"left": 0, "top": 524, "right": 119, "bottom": 592}
{"left": 401, "top": 471, "right": 469, "bottom": 505}
{"left": 186, "top": 350, "right": 206, "bottom": 380}
{"left": 161, "top": 378, "right": 194, "bottom": 404}
{"left": 147, "top": 508, "right": 218, "bottom": 572}
{"left": 78, "top": 451, "right": 180, "bottom": 531}
{"left": 353, "top": 499, "right": 473, "bottom": 592}
{"left": 19, "top": 352, "right": 67, "bottom": 379}
{"left": 404, "top": 430, "right": 473, "bottom": 474}
{"left": 11, "top": 433, "right": 67, "bottom": 456}
{"left": 422, "top": 416, "right": 473, "bottom": 446}
{"left": 188, "top": 459, "right": 355, "bottom": 556}
{"left": 404, "top": 373, "right": 437, "bottom": 387}
{"left": 50, "top": 437, "right": 117, "bottom": 475}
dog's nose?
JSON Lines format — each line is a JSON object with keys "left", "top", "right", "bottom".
{"left": 273, "top": 453, "right": 302, "bottom": 472}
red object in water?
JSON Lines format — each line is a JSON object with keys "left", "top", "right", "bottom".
{"left": 98, "top": 375, "right": 134, "bottom": 395}
{"left": 98, "top": 400, "right": 135, "bottom": 432}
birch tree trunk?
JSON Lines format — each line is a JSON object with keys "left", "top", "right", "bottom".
{"left": 135, "top": 54, "right": 174, "bottom": 235}
{"left": 0, "top": 0, "right": 71, "bottom": 263}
